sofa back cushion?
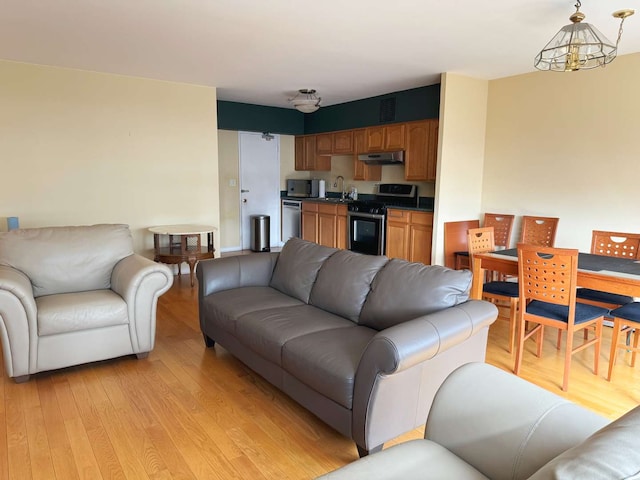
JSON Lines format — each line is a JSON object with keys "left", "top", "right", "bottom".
{"left": 270, "top": 238, "right": 337, "bottom": 303}
{"left": 0, "top": 224, "right": 134, "bottom": 297}
{"left": 359, "top": 259, "right": 472, "bottom": 330}
{"left": 528, "top": 404, "right": 640, "bottom": 480}
{"left": 310, "top": 249, "right": 389, "bottom": 322}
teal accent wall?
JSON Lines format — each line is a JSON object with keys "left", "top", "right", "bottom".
{"left": 217, "top": 101, "right": 305, "bottom": 135}
{"left": 304, "top": 85, "right": 440, "bottom": 134}
{"left": 217, "top": 84, "right": 440, "bottom": 135}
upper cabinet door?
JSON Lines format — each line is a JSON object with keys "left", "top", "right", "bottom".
{"left": 316, "top": 134, "right": 333, "bottom": 155}
{"left": 365, "top": 127, "right": 385, "bottom": 151}
{"left": 332, "top": 131, "right": 354, "bottom": 154}
{"left": 405, "top": 120, "right": 438, "bottom": 181}
{"left": 383, "top": 124, "right": 406, "bottom": 150}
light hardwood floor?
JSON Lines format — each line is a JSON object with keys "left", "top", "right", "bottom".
{"left": 1, "top": 274, "right": 639, "bottom": 479}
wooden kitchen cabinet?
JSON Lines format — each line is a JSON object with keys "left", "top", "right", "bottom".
{"left": 332, "top": 131, "right": 354, "bottom": 154}
{"left": 295, "top": 135, "right": 331, "bottom": 171}
{"left": 316, "top": 134, "right": 333, "bottom": 155}
{"left": 386, "top": 208, "right": 433, "bottom": 264}
{"left": 302, "top": 201, "right": 347, "bottom": 249}
{"left": 366, "top": 124, "right": 406, "bottom": 152}
{"left": 405, "top": 119, "right": 438, "bottom": 181}
{"left": 301, "top": 202, "right": 318, "bottom": 242}
{"left": 353, "top": 129, "right": 382, "bottom": 181}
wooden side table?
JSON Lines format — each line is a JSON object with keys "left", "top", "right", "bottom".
{"left": 149, "top": 224, "right": 216, "bottom": 287}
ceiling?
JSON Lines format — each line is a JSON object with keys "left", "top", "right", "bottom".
{"left": 2, "top": 0, "right": 640, "bottom": 109}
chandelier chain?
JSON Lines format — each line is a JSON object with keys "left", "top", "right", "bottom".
{"left": 616, "top": 17, "right": 628, "bottom": 47}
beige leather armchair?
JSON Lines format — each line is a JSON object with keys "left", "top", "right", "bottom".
{"left": 0, "top": 224, "right": 173, "bottom": 382}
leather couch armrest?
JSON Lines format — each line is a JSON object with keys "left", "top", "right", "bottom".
{"left": 351, "top": 300, "right": 497, "bottom": 453}
{"left": 111, "top": 254, "right": 173, "bottom": 353}
{"left": 425, "top": 362, "right": 608, "bottom": 479}
{"left": 358, "top": 300, "right": 498, "bottom": 375}
{"left": 0, "top": 265, "right": 38, "bottom": 378}
{"left": 196, "top": 252, "right": 279, "bottom": 298}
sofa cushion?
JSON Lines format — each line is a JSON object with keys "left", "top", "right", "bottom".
{"left": 317, "top": 439, "right": 489, "bottom": 480}
{"left": 0, "top": 224, "right": 134, "bottom": 297}
{"left": 529, "top": 404, "right": 640, "bottom": 480}
{"left": 282, "top": 326, "right": 377, "bottom": 409}
{"left": 37, "top": 290, "right": 128, "bottom": 336}
{"left": 310, "top": 250, "right": 388, "bottom": 323}
{"left": 359, "top": 259, "right": 472, "bottom": 330}
{"left": 235, "top": 304, "right": 354, "bottom": 366}
{"left": 269, "top": 238, "right": 337, "bottom": 303}
{"left": 200, "top": 286, "right": 304, "bottom": 334}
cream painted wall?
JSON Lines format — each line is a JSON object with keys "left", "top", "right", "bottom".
{"left": 217, "top": 131, "right": 297, "bottom": 250}
{"left": 484, "top": 53, "right": 640, "bottom": 252}
{"left": 434, "top": 73, "right": 489, "bottom": 265}
{"left": 0, "top": 60, "right": 219, "bottom": 258}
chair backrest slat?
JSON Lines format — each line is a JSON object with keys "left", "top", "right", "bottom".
{"left": 520, "top": 216, "right": 559, "bottom": 247}
{"left": 483, "top": 213, "right": 514, "bottom": 248}
{"left": 591, "top": 230, "right": 640, "bottom": 259}
{"left": 518, "top": 244, "right": 578, "bottom": 310}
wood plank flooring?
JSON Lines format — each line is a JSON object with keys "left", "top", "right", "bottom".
{"left": 1, "top": 274, "right": 639, "bottom": 479}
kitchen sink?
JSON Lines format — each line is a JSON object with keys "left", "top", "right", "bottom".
{"left": 318, "top": 198, "right": 352, "bottom": 203}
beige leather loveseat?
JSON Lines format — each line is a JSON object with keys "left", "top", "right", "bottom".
{"left": 0, "top": 224, "right": 174, "bottom": 382}
{"left": 197, "top": 237, "right": 498, "bottom": 456}
{"left": 319, "top": 362, "right": 640, "bottom": 479}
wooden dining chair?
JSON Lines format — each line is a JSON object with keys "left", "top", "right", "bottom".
{"left": 483, "top": 213, "right": 515, "bottom": 249}
{"left": 607, "top": 302, "right": 640, "bottom": 381}
{"left": 514, "top": 244, "right": 608, "bottom": 392}
{"left": 444, "top": 219, "right": 480, "bottom": 269}
{"left": 576, "top": 230, "right": 640, "bottom": 310}
{"left": 468, "top": 227, "right": 519, "bottom": 353}
{"left": 520, "top": 216, "right": 559, "bottom": 247}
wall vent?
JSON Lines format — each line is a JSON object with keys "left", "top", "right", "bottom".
{"left": 379, "top": 98, "right": 396, "bottom": 122}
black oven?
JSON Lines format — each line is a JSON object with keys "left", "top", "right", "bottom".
{"left": 348, "top": 211, "right": 385, "bottom": 256}
{"left": 347, "top": 183, "right": 418, "bottom": 256}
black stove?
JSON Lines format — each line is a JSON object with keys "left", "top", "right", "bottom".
{"left": 347, "top": 184, "right": 419, "bottom": 256}
{"left": 347, "top": 184, "right": 418, "bottom": 215}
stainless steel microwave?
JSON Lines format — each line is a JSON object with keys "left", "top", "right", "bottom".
{"left": 286, "top": 179, "right": 320, "bottom": 198}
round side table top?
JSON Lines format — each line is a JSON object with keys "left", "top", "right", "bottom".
{"left": 148, "top": 224, "right": 217, "bottom": 235}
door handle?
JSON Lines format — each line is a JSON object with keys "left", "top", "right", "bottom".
{"left": 241, "top": 189, "right": 250, "bottom": 193}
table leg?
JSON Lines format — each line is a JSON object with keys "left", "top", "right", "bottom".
{"left": 188, "top": 257, "right": 197, "bottom": 287}
{"left": 471, "top": 256, "right": 485, "bottom": 300}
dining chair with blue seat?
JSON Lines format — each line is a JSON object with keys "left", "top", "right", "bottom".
{"left": 607, "top": 302, "right": 640, "bottom": 381}
{"left": 514, "top": 244, "right": 608, "bottom": 392}
{"left": 576, "top": 230, "right": 640, "bottom": 310}
{"left": 468, "top": 227, "right": 519, "bottom": 353}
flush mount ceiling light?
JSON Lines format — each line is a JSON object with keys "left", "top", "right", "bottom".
{"left": 534, "top": 0, "right": 634, "bottom": 71}
{"left": 289, "top": 89, "right": 322, "bottom": 113}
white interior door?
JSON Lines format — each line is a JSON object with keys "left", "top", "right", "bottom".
{"left": 239, "top": 132, "right": 281, "bottom": 250}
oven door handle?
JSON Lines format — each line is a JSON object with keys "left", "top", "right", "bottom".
{"left": 347, "top": 212, "right": 385, "bottom": 220}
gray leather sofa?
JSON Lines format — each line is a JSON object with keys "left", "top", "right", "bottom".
{"left": 0, "top": 224, "right": 174, "bottom": 382}
{"left": 197, "top": 237, "right": 498, "bottom": 456}
{"left": 318, "top": 362, "right": 640, "bottom": 479}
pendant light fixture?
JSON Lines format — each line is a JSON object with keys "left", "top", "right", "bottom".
{"left": 534, "top": 1, "right": 634, "bottom": 71}
{"left": 289, "top": 89, "right": 322, "bottom": 113}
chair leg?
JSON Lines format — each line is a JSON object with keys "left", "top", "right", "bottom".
{"left": 607, "top": 319, "right": 622, "bottom": 381}
{"left": 508, "top": 299, "right": 518, "bottom": 355}
{"left": 593, "top": 320, "right": 602, "bottom": 375}
{"left": 514, "top": 316, "right": 527, "bottom": 376}
{"left": 556, "top": 329, "right": 562, "bottom": 350}
{"left": 562, "top": 327, "right": 573, "bottom": 392}
{"left": 536, "top": 325, "right": 545, "bottom": 358}
{"left": 632, "top": 327, "right": 639, "bottom": 368}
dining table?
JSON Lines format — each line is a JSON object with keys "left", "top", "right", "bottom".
{"left": 470, "top": 248, "right": 640, "bottom": 301}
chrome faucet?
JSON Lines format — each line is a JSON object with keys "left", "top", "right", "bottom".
{"left": 334, "top": 175, "right": 345, "bottom": 200}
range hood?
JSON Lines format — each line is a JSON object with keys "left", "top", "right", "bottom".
{"left": 358, "top": 151, "right": 404, "bottom": 165}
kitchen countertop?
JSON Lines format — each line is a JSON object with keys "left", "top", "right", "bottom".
{"left": 281, "top": 196, "right": 434, "bottom": 212}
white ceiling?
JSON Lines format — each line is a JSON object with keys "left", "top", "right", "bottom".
{"left": 2, "top": 0, "right": 640, "bottom": 109}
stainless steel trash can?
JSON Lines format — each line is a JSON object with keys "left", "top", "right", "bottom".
{"left": 250, "top": 215, "right": 270, "bottom": 252}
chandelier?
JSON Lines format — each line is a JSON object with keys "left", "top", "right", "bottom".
{"left": 289, "top": 89, "right": 322, "bottom": 113}
{"left": 534, "top": 1, "right": 634, "bottom": 71}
